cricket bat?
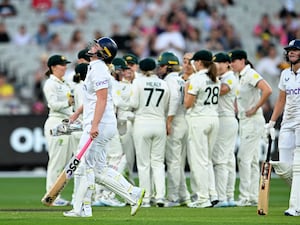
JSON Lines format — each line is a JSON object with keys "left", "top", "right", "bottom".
{"left": 257, "top": 135, "right": 272, "bottom": 215}
{"left": 41, "top": 138, "right": 92, "bottom": 206}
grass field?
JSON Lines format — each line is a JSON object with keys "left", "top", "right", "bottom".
{"left": 0, "top": 176, "right": 297, "bottom": 225}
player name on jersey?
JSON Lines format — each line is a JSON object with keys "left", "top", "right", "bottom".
{"left": 146, "top": 82, "right": 162, "bottom": 87}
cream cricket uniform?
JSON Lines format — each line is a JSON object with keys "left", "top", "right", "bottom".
{"left": 164, "top": 72, "right": 190, "bottom": 203}
{"left": 236, "top": 64, "right": 265, "bottom": 203}
{"left": 130, "top": 75, "right": 170, "bottom": 204}
{"left": 71, "top": 80, "right": 86, "bottom": 205}
{"left": 113, "top": 78, "right": 135, "bottom": 180}
{"left": 70, "top": 81, "right": 84, "bottom": 155}
{"left": 73, "top": 60, "right": 139, "bottom": 214}
{"left": 186, "top": 69, "right": 220, "bottom": 204}
{"left": 277, "top": 67, "right": 300, "bottom": 213}
{"left": 212, "top": 71, "right": 238, "bottom": 202}
{"left": 43, "top": 75, "right": 74, "bottom": 192}
{"left": 105, "top": 78, "right": 126, "bottom": 174}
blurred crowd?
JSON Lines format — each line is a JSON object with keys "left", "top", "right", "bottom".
{"left": 0, "top": 0, "right": 299, "bottom": 116}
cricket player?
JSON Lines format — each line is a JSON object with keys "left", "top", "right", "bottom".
{"left": 43, "top": 54, "right": 74, "bottom": 206}
{"left": 64, "top": 37, "right": 145, "bottom": 217}
{"left": 184, "top": 50, "right": 220, "bottom": 208}
{"left": 157, "top": 52, "right": 190, "bottom": 207}
{"left": 123, "top": 53, "right": 143, "bottom": 79}
{"left": 229, "top": 49, "right": 272, "bottom": 207}
{"left": 112, "top": 57, "right": 136, "bottom": 184}
{"left": 130, "top": 58, "right": 170, "bottom": 207}
{"left": 212, "top": 52, "right": 238, "bottom": 207}
{"left": 92, "top": 58, "right": 133, "bottom": 207}
{"left": 181, "top": 52, "right": 194, "bottom": 81}
{"left": 265, "top": 39, "right": 300, "bottom": 216}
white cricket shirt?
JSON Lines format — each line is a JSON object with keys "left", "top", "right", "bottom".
{"left": 130, "top": 74, "right": 169, "bottom": 120}
{"left": 218, "top": 70, "right": 238, "bottom": 117}
{"left": 236, "top": 64, "right": 263, "bottom": 119}
{"left": 164, "top": 72, "right": 185, "bottom": 117}
{"left": 186, "top": 69, "right": 221, "bottom": 117}
{"left": 82, "top": 60, "right": 116, "bottom": 126}
{"left": 43, "top": 74, "right": 73, "bottom": 117}
{"left": 278, "top": 67, "right": 300, "bottom": 123}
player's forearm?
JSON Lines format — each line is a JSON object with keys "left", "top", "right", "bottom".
{"left": 270, "top": 92, "right": 285, "bottom": 122}
{"left": 92, "top": 100, "right": 106, "bottom": 127}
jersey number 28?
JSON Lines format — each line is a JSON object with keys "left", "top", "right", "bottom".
{"left": 204, "top": 86, "right": 219, "bottom": 105}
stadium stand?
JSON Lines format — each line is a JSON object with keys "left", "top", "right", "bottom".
{"left": 0, "top": 0, "right": 298, "bottom": 115}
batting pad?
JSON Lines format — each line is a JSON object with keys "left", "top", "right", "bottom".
{"left": 95, "top": 167, "right": 135, "bottom": 205}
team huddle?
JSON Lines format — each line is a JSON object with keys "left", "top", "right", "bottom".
{"left": 41, "top": 36, "right": 300, "bottom": 217}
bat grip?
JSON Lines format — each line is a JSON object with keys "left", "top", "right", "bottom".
{"left": 76, "top": 138, "right": 92, "bottom": 160}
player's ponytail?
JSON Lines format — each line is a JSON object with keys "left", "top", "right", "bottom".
{"left": 203, "top": 61, "right": 218, "bottom": 83}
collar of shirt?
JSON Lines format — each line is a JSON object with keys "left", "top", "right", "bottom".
{"left": 239, "top": 64, "right": 251, "bottom": 77}
{"left": 50, "top": 74, "right": 65, "bottom": 83}
{"left": 196, "top": 68, "right": 208, "bottom": 75}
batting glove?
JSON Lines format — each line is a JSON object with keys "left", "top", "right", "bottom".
{"left": 264, "top": 120, "right": 276, "bottom": 141}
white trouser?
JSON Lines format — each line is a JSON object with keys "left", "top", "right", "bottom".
{"left": 237, "top": 114, "right": 264, "bottom": 202}
{"left": 44, "top": 116, "right": 73, "bottom": 193}
{"left": 279, "top": 121, "right": 300, "bottom": 212}
{"left": 119, "top": 120, "right": 135, "bottom": 182}
{"left": 133, "top": 119, "right": 166, "bottom": 203}
{"left": 186, "top": 115, "right": 219, "bottom": 203}
{"left": 166, "top": 116, "right": 190, "bottom": 202}
{"left": 213, "top": 116, "right": 238, "bottom": 201}
{"left": 75, "top": 123, "right": 137, "bottom": 208}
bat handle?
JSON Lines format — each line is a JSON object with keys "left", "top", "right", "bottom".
{"left": 77, "top": 138, "right": 92, "bottom": 160}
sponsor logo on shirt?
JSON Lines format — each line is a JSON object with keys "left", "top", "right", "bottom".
{"left": 286, "top": 87, "right": 300, "bottom": 95}
{"left": 96, "top": 80, "right": 108, "bottom": 87}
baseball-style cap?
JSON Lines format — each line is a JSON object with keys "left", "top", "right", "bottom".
{"left": 228, "top": 49, "right": 247, "bottom": 61}
{"left": 112, "top": 57, "right": 130, "bottom": 70}
{"left": 191, "top": 50, "right": 213, "bottom": 61}
{"left": 77, "top": 48, "right": 90, "bottom": 62}
{"left": 139, "top": 58, "right": 156, "bottom": 71}
{"left": 47, "top": 55, "right": 71, "bottom": 67}
{"left": 123, "top": 53, "right": 139, "bottom": 64}
{"left": 213, "top": 52, "right": 231, "bottom": 63}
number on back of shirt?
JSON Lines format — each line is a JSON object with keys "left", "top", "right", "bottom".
{"left": 144, "top": 88, "right": 165, "bottom": 107}
{"left": 204, "top": 86, "right": 219, "bottom": 105}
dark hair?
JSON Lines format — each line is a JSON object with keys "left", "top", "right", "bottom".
{"left": 202, "top": 61, "right": 218, "bottom": 82}
{"left": 73, "top": 73, "right": 81, "bottom": 83}
{"left": 245, "top": 59, "right": 254, "bottom": 69}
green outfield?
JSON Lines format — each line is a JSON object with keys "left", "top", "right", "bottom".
{"left": 0, "top": 177, "right": 297, "bottom": 225}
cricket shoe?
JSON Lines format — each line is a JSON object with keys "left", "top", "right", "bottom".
{"left": 156, "top": 199, "right": 165, "bottom": 207}
{"left": 214, "top": 201, "right": 229, "bottom": 208}
{"left": 179, "top": 198, "right": 191, "bottom": 206}
{"left": 227, "top": 199, "right": 237, "bottom": 207}
{"left": 211, "top": 199, "right": 219, "bottom": 207}
{"left": 141, "top": 202, "right": 151, "bottom": 208}
{"left": 164, "top": 200, "right": 180, "bottom": 208}
{"left": 63, "top": 204, "right": 92, "bottom": 217}
{"left": 187, "top": 200, "right": 212, "bottom": 208}
{"left": 284, "top": 208, "right": 300, "bottom": 216}
{"left": 99, "top": 196, "right": 126, "bottom": 207}
{"left": 92, "top": 199, "right": 105, "bottom": 206}
{"left": 52, "top": 198, "right": 70, "bottom": 206}
{"left": 130, "top": 188, "right": 145, "bottom": 216}
{"left": 236, "top": 199, "right": 252, "bottom": 207}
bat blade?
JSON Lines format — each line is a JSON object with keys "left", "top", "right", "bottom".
{"left": 257, "top": 135, "right": 272, "bottom": 215}
{"left": 41, "top": 138, "right": 92, "bottom": 206}
{"left": 257, "top": 162, "right": 272, "bottom": 215}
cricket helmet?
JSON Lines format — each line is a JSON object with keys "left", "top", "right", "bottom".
{"left": 94, "top": 37, "right": 118, "bottom": 64}
{"left": 284, "top": 39, "right": 300, "bottom": 52}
